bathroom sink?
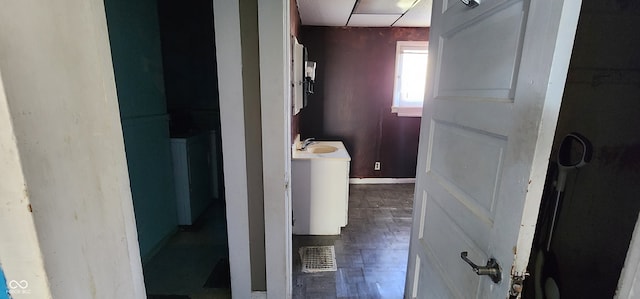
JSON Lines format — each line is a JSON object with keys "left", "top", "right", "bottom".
{"left": 306, "top": 144, "right": 338, "bottom": 154}
{"left": 292, "top": 140, "right": 351, "bottom": 235}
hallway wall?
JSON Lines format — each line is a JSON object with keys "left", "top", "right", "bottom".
{"left": 0, "top": 0, "right": 146, "bottom": 297}
{"left": 104, "top": 0, "right": 178, "bottom": 261}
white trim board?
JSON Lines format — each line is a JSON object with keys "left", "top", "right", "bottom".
{"left": 252, "top": 291, "right": 267, "bottom": 299}
{"left": 349, "top": 178, "right": 416, "bottom": 184}
{"left": 212, "top": 0, "right": 253, "bottom": 298}
{"left": 616, "top": 212, "right": 640, "bottom": 298}
{"left": 259, "top": 0, "right": 293, "bottom": 298}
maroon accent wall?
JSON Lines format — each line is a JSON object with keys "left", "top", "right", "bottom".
{"left": 299, "top": 26, "right": 429, "bottom": 178}
{"left": 290, "top": 1, "right": 301, "bottom": 143}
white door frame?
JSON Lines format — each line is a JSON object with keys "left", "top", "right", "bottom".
{"left": 258, "top": 0, "right": 293, "bottom": 298}
{"left": 213, "top": 0, "right": 254, "bottom": 297}
{"left": 214, "top": 0, "right": 293, "bottom": 297}
{"left": 616, "top": 212, "right": 640, "bottom": 298}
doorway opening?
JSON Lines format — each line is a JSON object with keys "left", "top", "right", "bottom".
{"left": 524, "top": 2, "right": 640, "bottom": 298}
{"left": 104, "top": 0, "right": 230, "bottom": 297}
{"left": 283, "top": 0, "right": 640, "bottom": 297}
{"left": 289, "top": 24, "right": 426, "bottom": 298}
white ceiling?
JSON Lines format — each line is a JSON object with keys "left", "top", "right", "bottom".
{"left": 297, "top": 0, "right": 432, "bottom": 27}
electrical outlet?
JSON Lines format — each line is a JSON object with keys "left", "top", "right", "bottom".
{"left": 374, "top": 162, "right": 381, "bottom": 171}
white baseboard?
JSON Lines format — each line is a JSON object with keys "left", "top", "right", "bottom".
{"left": 251, "top": 291, "right": 267, "bottom": 299}
{"left": 349, "top": 178, "right": 416, "bottom": 184}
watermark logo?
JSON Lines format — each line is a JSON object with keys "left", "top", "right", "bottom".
{"left": 8, "top": 279, "right": 31, "bottom": 295}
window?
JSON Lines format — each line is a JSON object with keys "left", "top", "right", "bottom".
{"left": 392, "top": 41, "right": 429, "bottom": 117}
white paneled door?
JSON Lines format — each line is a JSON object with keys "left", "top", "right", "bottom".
{"left": 405, "top": 0, "right": 582, "bottom": 298}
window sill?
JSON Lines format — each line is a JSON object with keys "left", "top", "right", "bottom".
{"left": 391, "top": 106, "right": 422, "bottom": 117}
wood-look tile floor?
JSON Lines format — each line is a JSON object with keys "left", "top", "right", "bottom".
{"left": 293, "top": 184, "right": 415, "bottom": 299}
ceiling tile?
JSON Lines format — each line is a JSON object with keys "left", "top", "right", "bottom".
{"left": 297, "top": 0, "right": 356, "bottom": 26}
{"left": 348, "top": 14, "right": 401, "bottom": 27}
{"left": 393, "top": 0, "right": 432, "bottom": 27}
{"left": 354, "top": 0, "right": 418, "bottom": 14}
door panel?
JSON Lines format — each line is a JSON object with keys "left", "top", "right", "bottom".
{"left": 405, "top": 0, "right": 582, "bottom": 297}
{"left": 421, "top": 3, "right": 521, "bottom": 296}
{"left": 423, "top": 196, "right": 483, "bottom": 295}
{"left": 429, "top": 121, "right": 506, "bottom": 215}
{"left": 420, "top": 252, "right": 460, "bottom": 298}
{"left": 437, "top": 1, "right": 525, "bottom": 99}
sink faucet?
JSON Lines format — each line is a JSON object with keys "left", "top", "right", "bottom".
{"left": 301, "top": 138, "right": 315, "bottom": 150}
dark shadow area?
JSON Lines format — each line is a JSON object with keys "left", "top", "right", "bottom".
{"left": 524, "top": 1, "right": 640, "bottom": 297}
{"left": 104, "top": 0, "right": 229, "bottom": 296}
{"left": 204, "top": 258, "right": 231, "bottom": 289}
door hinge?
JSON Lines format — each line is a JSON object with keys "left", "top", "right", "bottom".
{"left": 508, "top": 272, "right": 528, "bottom": 299}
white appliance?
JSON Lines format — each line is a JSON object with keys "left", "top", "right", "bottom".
{"left": 170, "top": 132, "right": 212, "bottom": 225}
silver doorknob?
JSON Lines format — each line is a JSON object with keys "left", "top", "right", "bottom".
{"left": 460, "top": 251, "right": 502, "bottom": 283}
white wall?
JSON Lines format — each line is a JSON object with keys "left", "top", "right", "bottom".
{"left": 0, "top": 0, "right": 145, "bottom": 298}
{"left": 0, "top": 71, "right": 52, "bottom": 299}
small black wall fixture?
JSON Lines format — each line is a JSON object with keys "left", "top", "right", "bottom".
{"left": 460, "top": 0, "right": 480, "bottom": 8}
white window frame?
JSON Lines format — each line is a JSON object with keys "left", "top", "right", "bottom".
{"left": 391, "top": 41, "right": 429, "bottom": 117}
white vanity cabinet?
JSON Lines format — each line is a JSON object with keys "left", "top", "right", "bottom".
{"left": 291, "top": 141, "right": 351, "bottom": 235}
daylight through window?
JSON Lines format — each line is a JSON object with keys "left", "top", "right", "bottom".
{"left": 392, "top": 41, "right": 428, "bottom": 117}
